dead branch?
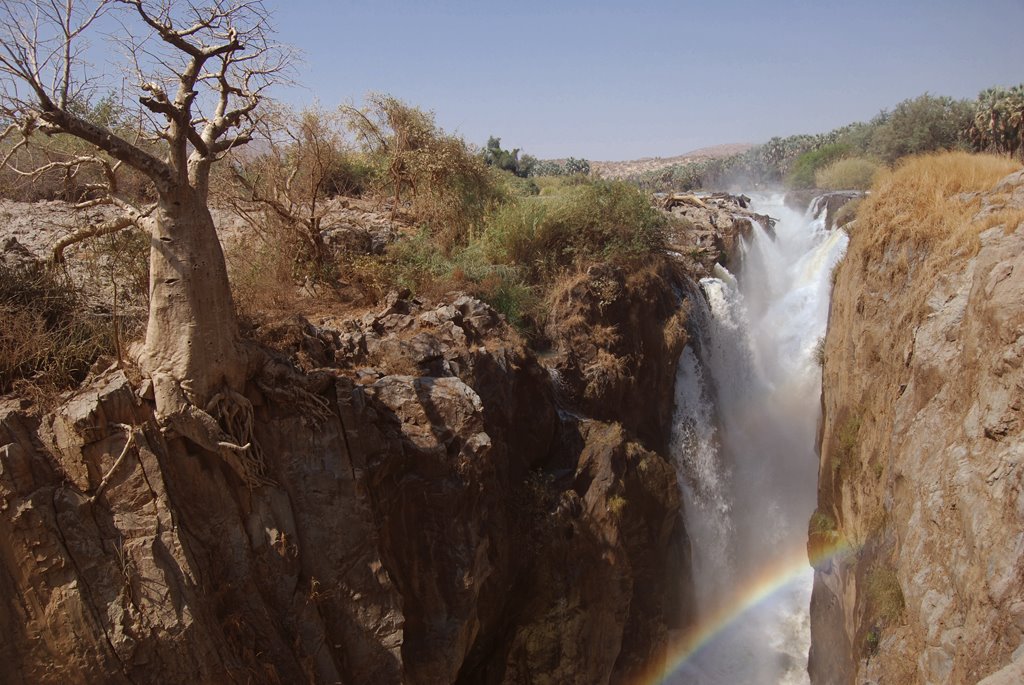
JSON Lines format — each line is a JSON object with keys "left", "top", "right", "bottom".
{"left": 52, "top": 202, "right": 154, "bottom": 262}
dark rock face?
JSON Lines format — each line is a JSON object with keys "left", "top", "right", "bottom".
{"left": 0, "top": 289, "right": 693, "bottom": 684}
{"left": 809, "top": 192, "right": 863, "bottom": 230}
{"left": 544, "top": 257, "right": 691, "bottom": 454}
{"left": 784, "top": 189, "right": 821, "bottom": 214}
{"left": 785, "top": 190, "right": 864, "bottom": 230}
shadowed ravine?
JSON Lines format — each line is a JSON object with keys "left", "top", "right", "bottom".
{"left": 664, "top": 195, "right": 849, "bottom": 684}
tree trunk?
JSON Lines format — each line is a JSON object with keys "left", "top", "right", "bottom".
{"left": 138, "top": 187, "right": 244, "bottom": 405}
{"left": 133, "top": 188, "right": 268, "bottom": 488}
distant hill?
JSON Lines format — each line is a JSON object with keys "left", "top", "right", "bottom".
{"left": 592, "top": 143, "right": 754, "bottom": 179}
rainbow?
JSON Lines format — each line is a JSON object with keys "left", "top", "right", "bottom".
{"left": 631, "top": 537, "right": 855, "bottom": 685}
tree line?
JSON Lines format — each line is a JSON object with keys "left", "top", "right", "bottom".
{"left": 633, "top": 88, "right": 1024, "bottom": 192}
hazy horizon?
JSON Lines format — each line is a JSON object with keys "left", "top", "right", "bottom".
{"left": 271, "top": 1, "right": 1023, "bottom": 161}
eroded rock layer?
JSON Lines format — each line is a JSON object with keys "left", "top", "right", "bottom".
{"left": 0, "top": 280, "right": 693, "bottom": 685}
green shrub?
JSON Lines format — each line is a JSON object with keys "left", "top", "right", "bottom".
{"left": 382, "top": 229, "right": 543, "bottom": 334}
{"left": 483, "top": 180, "right": 664, "bottom": 281}
{"left": 868, "top": 94, "right": 974, "bottom": 163}
{"left": 495, "top": 170, "right": 540, "bottom": 198}
{"left": 377, "top": 178, "right": 662, "bottom": 338}
{"left": 787, "top": 143, "right": 852, "bottom": 188}
{"left": 482, "top": 136, "right": 542, "bottom": 178}
{"left": 815, "top": 157, "right": 880, "bottom": 190}
{"left": 866, "top": 563, "right": 904, "bottom": 625}
{"left": 832, "top": 413, "right": 861, "bottom": 474}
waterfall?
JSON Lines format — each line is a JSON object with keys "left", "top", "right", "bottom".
{"left": 668, "top": 194, "right": 849, "bottom": 684}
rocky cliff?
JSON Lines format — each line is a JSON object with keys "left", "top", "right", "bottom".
{"left": 810, "top": 159, "right": 1024, "bottom": 684}
{"left": 0, "top": 287, "right": 691, "bottom": 684}
{"left": 0, "top": 190, "right": 765, "bottom": 683}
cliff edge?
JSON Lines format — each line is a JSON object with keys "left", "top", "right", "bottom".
{"left": 810, "top": 155, "right": 1024, "bottom": 684}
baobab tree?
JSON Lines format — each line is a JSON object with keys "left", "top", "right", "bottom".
{"left": 0, "top": 0, "right": 290, "bottom": 484}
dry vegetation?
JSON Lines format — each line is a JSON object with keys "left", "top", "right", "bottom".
{"left": 815, "top": 157, "right": 880, "bottom": 190}
{"left": 854, "top": 152, "right": 1022, "bottom": 279}
{"left": 0, "top": 261, "right": 112, "bottom": 396}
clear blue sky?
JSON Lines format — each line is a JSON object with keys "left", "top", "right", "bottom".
{"left": 270, "top": 0, "right": 1024, "bottom": 160}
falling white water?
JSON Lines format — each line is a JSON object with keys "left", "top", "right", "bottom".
{"left": 669, "top": 194, "right": 849, "bottom": 684}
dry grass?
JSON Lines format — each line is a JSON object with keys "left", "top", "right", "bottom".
{"left": 815, "top": 157, "right": 880, "bottom": 190}
{"left": 850, "top": 152, "right": 1022, "bottom": 334}
{"left": 865, "top": 563, "right": 905, "bottom": 625}
{"left": 855, "top": 152, "right": 1021, "bottom": 266}
{"left": 0, "top": 262, "right": 113, "bottom": 397}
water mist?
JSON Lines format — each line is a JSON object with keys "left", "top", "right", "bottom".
{"left": 668, "top": 195, "right": 849, "bottom": 684}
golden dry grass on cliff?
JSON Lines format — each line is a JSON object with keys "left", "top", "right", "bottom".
{"left": 830, "top": 151, "right": 1022, "bottom": 530}
{"left": 855, "top": 152, "right": 1022, "bottom": 269}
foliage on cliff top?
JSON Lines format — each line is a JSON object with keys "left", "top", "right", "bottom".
{"left": 854, "top": 152, "right": 1021, "bottom": 264}
{"left": 787, "top": 144, "right": 852, "bottom": 189}
{"left": 381, "top": 177, "right": 665, "bottom": 336}
{"left": 815, "top": 158, "right": 880, "bottom": 191}
{"left": 630, "top": 89, "right": 1017, "bottom": 192}
{"left": 838, "top": 152, "right": 1022, "bottom": 354}
{"left": 482, "top": 180, "right": 664, "bottom": 278}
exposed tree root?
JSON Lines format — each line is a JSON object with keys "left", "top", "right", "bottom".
{"left": 256, "top": 359, "right": 334, "bottom": 426}
{"left": 151, "top": 372, "right": 271, "bottom": 489}
{"left": 206, "top": 387, "right": 270, "bottom": 487}
{"left": 89, "top": 423, "right": 137, "bottom": 504}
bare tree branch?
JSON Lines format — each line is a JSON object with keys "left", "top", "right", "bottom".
{"left": 1, "top": 0, "right": 292, "bottom": 202}
{"left": 51, "top": 204, "right": 152, "bottom": 262}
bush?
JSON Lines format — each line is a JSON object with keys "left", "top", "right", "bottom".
{"left": 787, "top": 143, "right": 852, "bottom": 188}
{"left": 815, "top": 157, "right": 880, "bottom": 190}
{"left": 482, "top": 180, "right": 664, "bottom": 282}
{"left": 346, "top": 94, "right": 502, "bottom": 248}
{"left": 382, "top": 229, "right": 543, "bottom": 333}
{"left": 832, "top": 413, "right": 861, "bottom": 475}
{"left": 495, "top": 170, "right": 540, "bottom": 198}
{"left": 0, "top": 261, "right": 112, "bottom": 394}
{"left": 525, "top": 157, "right": 592, "bottom": 178}
{"left": 969, "top": 84, "right": 1024, "bottom": 159}
{"left": 866, "top": 564, "right": 904, "bottom": 625}
{"left": 376, "top": 178, "right": 663, "bottom": 338}
{"left": 483, "top": 136, "right": 539, "bottom": 178}
{"left": 868, "top": 94, "right": 974, "bottom": 164}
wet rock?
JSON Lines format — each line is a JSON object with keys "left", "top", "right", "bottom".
{"left": 663, "top": 192, "right": 775, "bottom": 271}
{"left": 809, "top": 191, "right": 864, "bottom": 230}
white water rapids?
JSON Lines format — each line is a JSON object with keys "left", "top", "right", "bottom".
{"left": 667, "top": 194, "right": 849, "bottom": 684}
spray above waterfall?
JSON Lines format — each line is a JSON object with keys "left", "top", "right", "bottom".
{"left": 662, "top": 194, "right": 849, "bottom": 685}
